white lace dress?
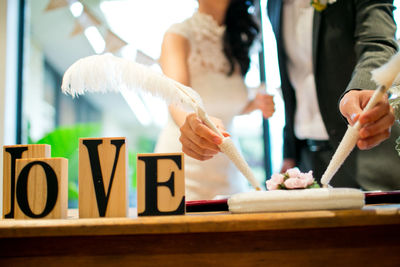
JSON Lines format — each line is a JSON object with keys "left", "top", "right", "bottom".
{"left": 155, "top": 12, "right": 251, "bottom": 200}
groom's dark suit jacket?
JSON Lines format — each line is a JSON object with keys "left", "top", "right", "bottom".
{"left": 267, "top": 1, "right": 397, "bottom": 156}
{"left": 267, "top": 0, "right": 400, "bottom": 188}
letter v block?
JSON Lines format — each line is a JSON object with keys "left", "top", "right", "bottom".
{"left": 137, "top": 153, "right": 185, "bottom": 216}
{"left": 14, "top": 158, "right": 68, "bottom": 219}
{"left": 79, "top": 137, "right": 128, "bottom": 218}
{"left": 3, "top": 144, "right": 51, "bottom": 218}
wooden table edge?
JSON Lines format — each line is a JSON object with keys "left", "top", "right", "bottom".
{"left": 1, "top": 205, "right": 399, "bottom": 238}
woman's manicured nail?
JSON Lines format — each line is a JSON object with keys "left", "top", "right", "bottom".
{"left": 213, "top": 137, "right": 222, "bottom": 144}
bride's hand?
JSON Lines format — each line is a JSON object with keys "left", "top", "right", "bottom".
{"left": 179, "top": 113, "right": 229, "bottom": 161}
{"left": 253, "top": 92, "right": 275, "bottom": 119}
{"left": 242, "top": 83, "right": 275, "bottom": 118}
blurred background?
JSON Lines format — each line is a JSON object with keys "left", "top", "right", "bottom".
{"left": 3, "top": 0, "right": 400, "bottom": 208}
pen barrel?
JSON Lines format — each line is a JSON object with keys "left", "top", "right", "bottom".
{"left": 321, "top": 86, "right": 388, "bottom": 186}
{"left": 196, "top": 106, "right": 224, "bottom": 137}
{"left": 363, "top": 85, "right": 388, "bottom": 112}
{"left": 196, "top": 106, "right": 262, "bottom": 190}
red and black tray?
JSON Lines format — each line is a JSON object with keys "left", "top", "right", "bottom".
{"left": 364, "top": 190, "right": 400, "bottom": 205}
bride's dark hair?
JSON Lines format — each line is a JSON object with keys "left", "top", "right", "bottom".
{"left": 223, "top": 0, "right": 260, "bottom": 77}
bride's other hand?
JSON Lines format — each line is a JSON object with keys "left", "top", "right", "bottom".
{"left": 179, "top": 113, "right": 229, "bottom": 161}
{"left": 241, "top": 84, "right": 275, "bottom": 118}
{"left": 253, "top": 92, "right": 275, "bottom": 118}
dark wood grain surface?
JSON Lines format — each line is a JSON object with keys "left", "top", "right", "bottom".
{"left": 1, "top": 205, "right": 399, "bottom": 266}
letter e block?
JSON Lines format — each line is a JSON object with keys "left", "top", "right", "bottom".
{"left": 3, "top": 144, "right": 51, "bottom": 218}
{"left": 79, "top": 137, "right": 128, "bottom": 218}
{"left": 14, "top": 158, "right": 68, "bottom": 219}
{"left": 137, "top": 153, "right": 185, "bottom": 216}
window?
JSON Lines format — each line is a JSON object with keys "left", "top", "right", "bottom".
{"left": 20, "top": 0, "right": 273, "bottom": 207}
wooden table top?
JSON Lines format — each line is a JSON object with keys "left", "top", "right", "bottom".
{"left": 1, "top": 205, "right": 399, "bottom": 238}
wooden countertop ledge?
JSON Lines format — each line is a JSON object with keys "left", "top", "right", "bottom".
{"left": 0, "top": 205, "right": 399, "bottom": 238}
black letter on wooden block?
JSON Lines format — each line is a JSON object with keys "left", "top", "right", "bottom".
{"left": 82, "top": 139, "right": 125, "bottom": 217}
{"left": 4, "top": 146, "right": 28, "bottom": 218}
{"left": 16, "top": 161, "right": 58, "bottom": 218}
{"left": 138, "top": 155, "right": 185, "bottom": 216}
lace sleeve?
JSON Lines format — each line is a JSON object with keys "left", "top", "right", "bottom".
{"left": 166, "top": 22, "right": 190, "bottom": 39}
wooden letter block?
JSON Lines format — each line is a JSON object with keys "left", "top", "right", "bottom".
{"left": 79, "top": 137, "right": 128, "bottom": 218}
{"left": 14, "top": 158, "right": 68, "bottom": 219}
{"left": 137, "top": 153, "right": 185, "bottom": 216}
{"left": 3, "top": 144, "right": 51, "bottom": 218}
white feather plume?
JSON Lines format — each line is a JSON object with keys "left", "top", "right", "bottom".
{"left": 62, "top": 53, "right": 204, "bottom": 111}
{"left": 61, "top": 53, "right": 262, "bottom": 190}
{"left": 371, "top": 52, "right": 400, "bottom": 90}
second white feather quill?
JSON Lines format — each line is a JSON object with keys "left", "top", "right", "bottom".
{"left": 61, "top": 53, "right": 262, "bottom": 191}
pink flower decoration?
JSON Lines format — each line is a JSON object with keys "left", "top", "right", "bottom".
{"left": 270, "top": 173, "right": 285, "bottom": 184}
{"left": 284, "top": 177, "right": 309, "bottom": 189}
{"left": 299, "top": 170, "right": 315, "bottom": 186}
{"left": 266, "top": 180, "right": 279, "bottom": 190}
{"left": 287, "top": 168, "right": 301, "bottom": 178}
{"left": 266, "top": 167, "right": 318, "bottom": 190}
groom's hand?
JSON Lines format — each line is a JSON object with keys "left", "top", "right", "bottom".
{"left": 339, "top": 89, "right": 395, "bottom": 150}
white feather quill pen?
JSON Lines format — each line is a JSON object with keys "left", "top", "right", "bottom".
{"left": 62, "top": 53, "right": 262, "bottom": 191}
{"left": 320, "top": 51, "right": 400, "bottom": 187}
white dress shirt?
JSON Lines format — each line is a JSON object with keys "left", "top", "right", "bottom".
{"left": 282, "top": 0, "right": 329, "bottom": 140}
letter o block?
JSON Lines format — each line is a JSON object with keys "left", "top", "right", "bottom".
{"left": 14, "top": 158, "right": 68, "bottom": 219}
{"left": 3, "top": 144, "right": 51, "bottom": 218}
